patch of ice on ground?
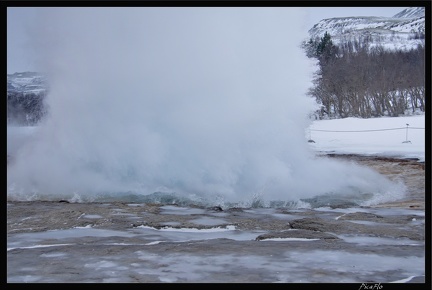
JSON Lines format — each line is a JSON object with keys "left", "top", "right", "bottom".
{"left": 260, "top": 238, "right": 320, "bottom": 242}
{"left": 190, "top": 217, "right": 229, "bottom": 226}
{"left": 336, "top": 235, "right": 424, "bottom": 246}
{"left": 137, "top": 225, "right": 236, "bottom": 232}
{"left": 160, "top": 205, "right": 207, "bottom": 215}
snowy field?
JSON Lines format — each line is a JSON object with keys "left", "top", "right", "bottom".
{"left": 308, "top": 114, "right": 425, "bottom": 162}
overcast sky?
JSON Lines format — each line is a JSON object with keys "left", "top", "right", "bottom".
{"left": 7, "top": 6, "right": 409, "bottom": 74}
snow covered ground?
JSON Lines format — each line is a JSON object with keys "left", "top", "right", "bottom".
{"left": 8, "top": 114, "right": 426, "bottom": 162}
{"left": 307, "top": 114, "right": 425, "bottom": 162}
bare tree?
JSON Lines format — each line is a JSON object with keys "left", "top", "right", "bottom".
{"left": 303, "top": 33, "right": 425, "bottom": 119}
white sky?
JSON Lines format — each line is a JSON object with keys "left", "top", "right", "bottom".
{"left": 7, "top": 6, "right": 409, "bottom": 74}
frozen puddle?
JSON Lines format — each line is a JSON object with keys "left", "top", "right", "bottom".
{"left": 336, "top": 235, "right": 424, "bottom": 246}
{"left": 134, "top": 224, "right": 264, "bottom": 243}
{"left": 8, "top": 222, "right": 425, "bottom": 283}
{"left": 260, "top": 238, "right": 320, "bottom": 242}
{"left": 7, "top": 246, "right": 425, "bottom": 283}
{"left": 7, "top": 227, "right": 135, "bottom": 251}
{"left": 160, "top": 205, "right": 207, "bottom": 215}
{"left": 8, "top": 224, "right": 265, "bottom": 251}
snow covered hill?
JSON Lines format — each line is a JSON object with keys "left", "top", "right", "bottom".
{"left": 308, "top": 7, "right": 425, "bottom": 51}
{"left": 7, "top": 72, "right": 48, "bottom": 94}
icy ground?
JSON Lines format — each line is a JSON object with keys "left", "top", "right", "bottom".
{"left": 7, "top": 202, "right": 425, "bottom": 283}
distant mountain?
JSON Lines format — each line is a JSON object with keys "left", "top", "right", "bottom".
{"left": 7, "top": 72, "right": 48, "bottom": 125}
{"left": 8, "top": 72, "right": 48, "bottom": 94}
{"left": 393, "top": 7, "right": 425, "bottom": 18}
{"left": 307, "top": 7, "right": 425, "bottom": 51}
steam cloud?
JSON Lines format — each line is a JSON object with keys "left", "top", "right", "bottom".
{"left": 7, "top": 8, "right": 404, "bottom": 205}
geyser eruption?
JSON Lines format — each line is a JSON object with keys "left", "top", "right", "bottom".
{"left": 7, "top": 8, "right": 405, "bottom": 207}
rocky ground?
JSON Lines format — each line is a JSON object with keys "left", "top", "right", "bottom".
{"left": 7, "top": 155, "right": 427, "bottom": 283}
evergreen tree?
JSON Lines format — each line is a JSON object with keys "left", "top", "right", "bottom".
{"left": 316, "top": 32, "right": 337, "bottom": 65}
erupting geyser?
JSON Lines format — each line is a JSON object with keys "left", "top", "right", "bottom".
{"left": 7, "top": 8, "right": 405, "bottom": 207}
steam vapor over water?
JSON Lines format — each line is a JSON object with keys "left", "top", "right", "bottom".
{"left": 7, "top": 8, "right": 405, "bottom": 207}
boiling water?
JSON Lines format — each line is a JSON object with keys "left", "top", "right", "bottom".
{"left": 7, "top": 8, "right": 406, "bottom": 208}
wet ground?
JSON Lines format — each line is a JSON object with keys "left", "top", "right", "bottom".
{"left": 324, "top": 154, "right": 426, "bottom": 210}
{"left": 7, "top": 155, "right": 427, "bottom": 283}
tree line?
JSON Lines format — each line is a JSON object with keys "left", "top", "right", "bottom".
{"left": 302, "top": 32, "right": 425, "bottom": 119}
{"left": 7, "top": 91, "right": 47, "bottom": 125}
